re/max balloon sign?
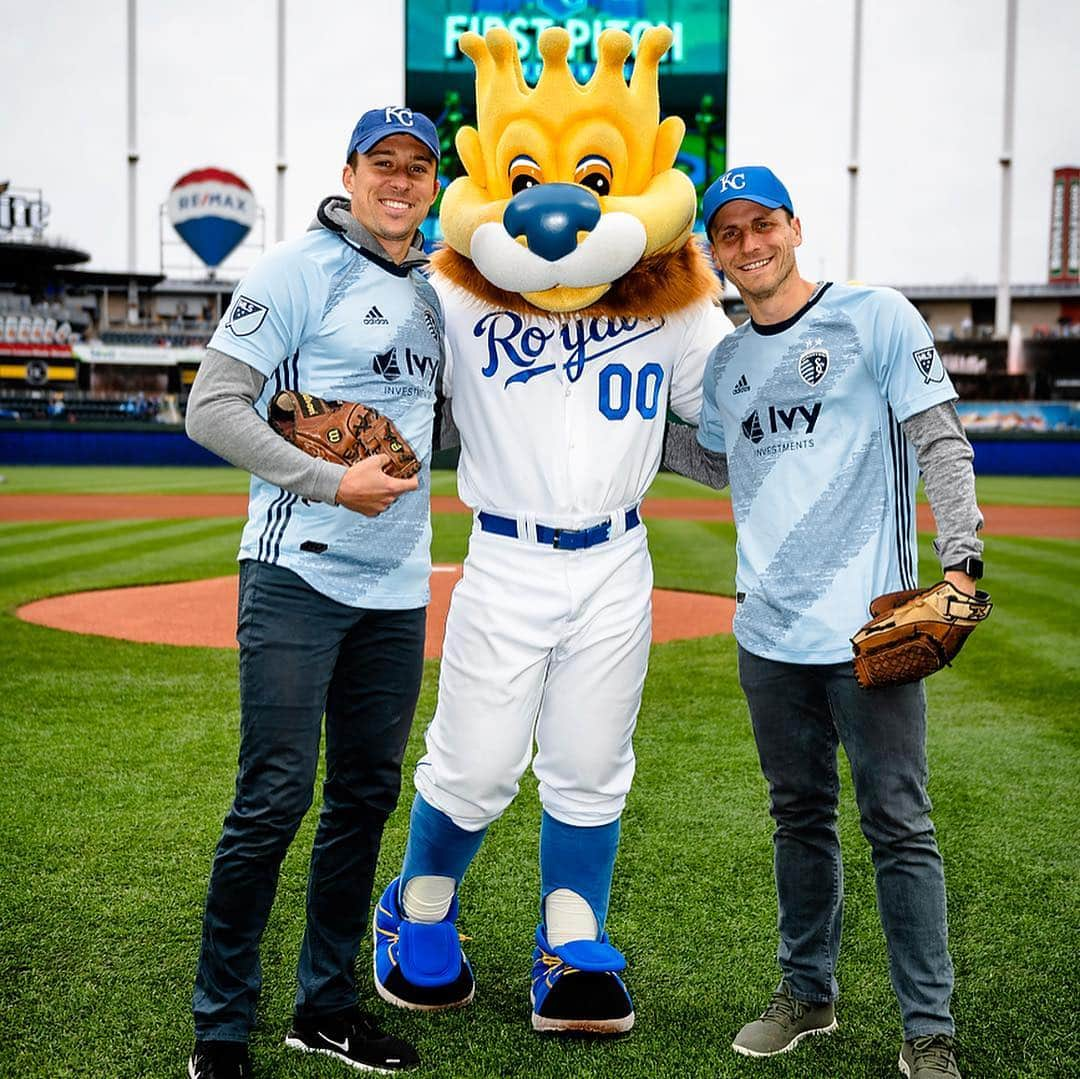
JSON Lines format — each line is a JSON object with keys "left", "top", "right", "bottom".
{"left": 168, "top": 168, "right": 256, "bottom": 269}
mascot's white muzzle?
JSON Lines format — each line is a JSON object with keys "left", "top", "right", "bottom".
{"left": 469, "top": 183, "right": 647, "bottom": 294}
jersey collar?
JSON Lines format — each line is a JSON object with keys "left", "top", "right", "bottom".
{"left": 749, "top": 281, "right": 832, "bottom": 336}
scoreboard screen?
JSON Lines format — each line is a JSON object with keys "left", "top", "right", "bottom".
{"left": 404, "top": 0, "right": 729, "bottom": 238}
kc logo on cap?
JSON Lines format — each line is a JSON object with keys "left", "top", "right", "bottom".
{"left": 715, "top": 171, "right": 748, "bottom": 193}
{"left": 702, "top": 165, "right": 795, "bottom": 233}
{"left": 346, "top": 106, "right": 441, "bottom": 163}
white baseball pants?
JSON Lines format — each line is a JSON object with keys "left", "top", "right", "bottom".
{"left": 414, "top": 523, "right": 653, "bottom": 830}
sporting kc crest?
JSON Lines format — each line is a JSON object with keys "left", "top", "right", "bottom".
{"left": 798, "top": 347, "right": 829, "bottom": 386}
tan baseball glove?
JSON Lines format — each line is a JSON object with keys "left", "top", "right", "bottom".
{"left": 851, "top": 580, "right": 993, "bottom": 689}
{"left": 268, "top": 390, "right": 421, "bottom": 479}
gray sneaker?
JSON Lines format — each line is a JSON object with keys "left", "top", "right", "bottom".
{"left": 899, "top": 1034, "right": 962, "bottom": 1078}
{"left": 731, "top": 981, "right": 838, "bottom": 1058}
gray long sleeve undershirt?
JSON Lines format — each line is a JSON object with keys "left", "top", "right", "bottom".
{"left": 185, "top": 347, "right": 346, "bottom": 505}
{"left": 661, "top": 422, "right": 729, "bottom": 489}
{"left": 903, "top": 399, "right": 984, "bottom": 568}
{"left": 660, "top": 400, "right": 983, "bottom": 573}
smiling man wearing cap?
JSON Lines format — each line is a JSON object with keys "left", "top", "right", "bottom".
{"left": 690, "top": 166, "right": 985, "bottom": 1079}
{"left": 184, "top": 106, "right": 442, "bottom": 1079}
{"left": 342, "top": 107, "right": 442, "bottom": 263}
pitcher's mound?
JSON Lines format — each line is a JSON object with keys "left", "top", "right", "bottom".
{"left": 17, "top": 566, "right": 736, "bottom": 656}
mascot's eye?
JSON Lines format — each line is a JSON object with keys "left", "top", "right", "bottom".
{"left": 575, "top": 155, "right": 613, "bottom": 197}
{"left": 511, "top": 174, "right": 539, "bottom": 194}
{"left": 508, "top": 156, "right": 543, "bottom": 195}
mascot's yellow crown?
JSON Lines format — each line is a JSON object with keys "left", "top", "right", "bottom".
{"left": 460, "top": 24, "right": 671, "bottom": 154}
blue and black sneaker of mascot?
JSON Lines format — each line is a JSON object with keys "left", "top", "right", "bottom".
{"left": 373, "top": 877, "right": 475, "bottom": 1011}
{"left": 530, "top": 924, "right": 635, "bottom": 1035}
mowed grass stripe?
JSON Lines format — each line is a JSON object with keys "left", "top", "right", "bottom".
{"left": 645, "top": 518, "right": 738, "bottom": 593}
{"left": 3, "top": 540, "right": 234, "bottom": 604}
{"left": 983, "top": 531, "right": 1080, "bottom": 567}
{"left": 1, "top": 519, "right": 239, "bottom": 593}
{"left": 3, "top": 466, "right": 1078, "bottom": 506}
{"left": 969, "top": 474, "right": 1080, "bottom": 506}
{"left": 966, "top": 624, "right": 1078, "bottom": 684}
{"left": 0, "top": 516, "right": 236, "bottom": 563}
{"left": 0, "top": 519, "right": 142, "bottom": 545}
{"left": 0, "top": 464, "right": 251, "bottom": 494}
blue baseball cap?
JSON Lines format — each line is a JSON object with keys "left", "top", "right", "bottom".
{"left": 702, "top": 166, "right": 794, "bottom": 233}
{"left": 346, "top": 106, "right": 440, "bottom": 163}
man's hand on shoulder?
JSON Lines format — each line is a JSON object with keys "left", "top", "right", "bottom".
{"left": 335, "top": 454, "right": 419, "bottom": 516}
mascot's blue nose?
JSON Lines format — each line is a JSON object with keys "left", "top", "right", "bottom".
{"left": 503, "top": 183, "right": 601, "bottom": 262}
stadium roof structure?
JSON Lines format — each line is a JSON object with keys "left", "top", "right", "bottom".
{"left": 56, "top": 268, "right": 165, "bottom": 288}
{"left": 722, "top": 280, "right": 1080, "bottom": 312}
{"left": 151, "top": 277, "right": 237, "bottom": 296}
{"left": 892, "top": 282, "right": 1080, "bottom": 301}
{"left": 0, "top": 239, "right": 90, "bottom": 272}
{"left": 0, "top": 238, "right": 163, "bottom": 292}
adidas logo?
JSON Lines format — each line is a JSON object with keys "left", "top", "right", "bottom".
{"left": 363, "top": 305, "right": 389, "bottom": 325}
{"left": 732, "top": 374, "right": 750, "bottom": 395}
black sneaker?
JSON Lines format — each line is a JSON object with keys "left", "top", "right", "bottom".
{"left": 187, "top": 1040, "right": 252, "bottom": 1079}
{"left": 285, "top": 1006, "right": 420, "bottom": 1073}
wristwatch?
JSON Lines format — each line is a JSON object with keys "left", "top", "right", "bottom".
{"left": 945, "top": 556, "right": 984, "bottom": 580}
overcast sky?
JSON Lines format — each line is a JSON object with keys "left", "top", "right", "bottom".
{"left": 5, "top": 0, "right": 1077, "bottom": 287}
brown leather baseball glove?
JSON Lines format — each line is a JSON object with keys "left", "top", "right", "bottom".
{"left": 851, "top": 580, "right": 992, "bottom": 689}
{"left": 268, "top": 390, "right": 421, "bottom": 479}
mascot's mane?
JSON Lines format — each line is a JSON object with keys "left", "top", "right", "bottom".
{"left": 432, "top": 239, "right": 720, "bottom": 321}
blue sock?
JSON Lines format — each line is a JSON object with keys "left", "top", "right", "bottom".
{"left": 539, "top": 811, "right": 620, "bottom": 932}
{"left": 400, "top": 794, "right": 487, "bottom": 891}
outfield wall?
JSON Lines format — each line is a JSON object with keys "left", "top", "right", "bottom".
{"left": 0, "top": 423, "right": 222, "bottom": 466}
{"left": 1, "top": 422, "right": 1076, "bottom": 475}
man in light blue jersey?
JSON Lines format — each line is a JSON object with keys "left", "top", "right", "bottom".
{"left": 695, "top": 166, "right": 983, "bottom": 1079}
{"left": 184, "top": 106, "right": 443, "bottom": 1079}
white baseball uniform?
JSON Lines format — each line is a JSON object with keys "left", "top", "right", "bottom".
{"left": 413, "top": 282, "right": 734, "bottom": 829}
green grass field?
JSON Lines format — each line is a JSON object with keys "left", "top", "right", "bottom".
{"left": 3, "top": 465, "right": 1079, "bottom": 506}
{"left": 1, "top": 467, "right": 1077, "bottom": 1078}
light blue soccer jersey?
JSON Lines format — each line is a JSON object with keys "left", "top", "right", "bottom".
{"left": 208, "top": 226, "right": 443, "bottom": 609}
{"left": 697, "top": 282, "right": 957, "bottom": 663}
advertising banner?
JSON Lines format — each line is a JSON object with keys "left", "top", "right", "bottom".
{"left": 1049, "top": 166, "right": 1080, "bottom": 285}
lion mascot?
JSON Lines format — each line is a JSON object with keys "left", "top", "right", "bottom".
{"left": 373, "top": 25, "right": 733, "bottom": 1035}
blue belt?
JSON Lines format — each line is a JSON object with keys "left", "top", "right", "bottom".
{"left": 477, "top": 507, "right": 641, "bottom": 550}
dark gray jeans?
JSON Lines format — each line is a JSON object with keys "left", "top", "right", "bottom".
{"left": 193, "top": 559, "right": 425, "bottom": 1041}
{"left": 737, "top": 644, "right": 954, "bottom": 1039}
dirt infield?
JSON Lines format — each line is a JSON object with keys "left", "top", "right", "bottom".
{"left": 17, "top": 569, "right": 735, "bottom": 656}
{"left": 7, "top": 491, "right": 1075, "bottom": 655}
{"left": 2, "top": 493, "right": 1078, "bottom": 537}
